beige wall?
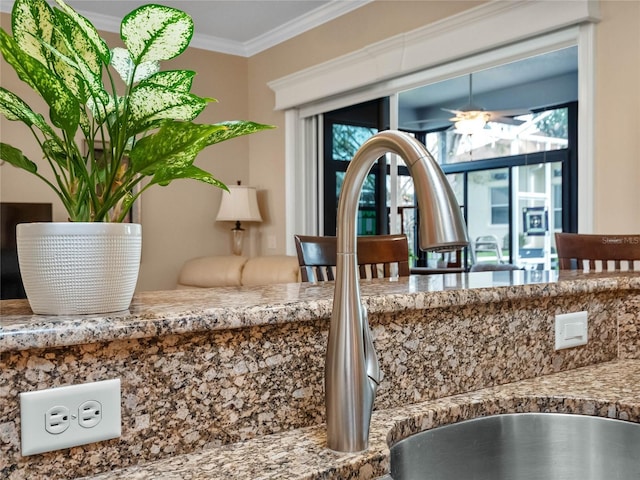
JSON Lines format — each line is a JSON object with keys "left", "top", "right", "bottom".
{"left": 2, "top": 0, "right": 639, "bottom": 291}
{"left": 593, "top": 0, "right": 640, "bottom": 233}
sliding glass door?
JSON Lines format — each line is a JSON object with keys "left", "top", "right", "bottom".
{"left": 322, "top": 101, "right": 577, "bottom": 270}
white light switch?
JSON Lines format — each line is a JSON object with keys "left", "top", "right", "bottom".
{"left": 564, "top": 322, "right": 584, "bottom": 339}
{"left": 555, "top": 311, "right": 588, "bottom": 350}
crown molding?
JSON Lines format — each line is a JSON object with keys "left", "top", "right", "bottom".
{"left": 244, "top": 0, "right": 372, "bottom": 57}
{"left": 0, "top": 0, "right": 372, "bottom": 57}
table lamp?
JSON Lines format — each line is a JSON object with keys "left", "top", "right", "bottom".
{"left": 216, "top": 182, "right": 263, "bottom": 255}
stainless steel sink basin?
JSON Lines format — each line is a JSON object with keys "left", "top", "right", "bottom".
{"left": 390, "top": 413, "right": 640, "bottom": 479}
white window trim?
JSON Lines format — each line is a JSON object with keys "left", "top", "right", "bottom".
{"left": 276, "top": 0, "right": 599, "bottom": 253}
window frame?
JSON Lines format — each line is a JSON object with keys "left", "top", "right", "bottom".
{"left": 490, "top": 186, "right": 510, "bottom": 226}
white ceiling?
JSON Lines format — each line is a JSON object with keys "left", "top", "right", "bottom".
{"left": 0, "top": 0, "right": 371, "bottom": 56}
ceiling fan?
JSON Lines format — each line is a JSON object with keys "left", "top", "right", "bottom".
{"left": 444, "top": 74, "right": 530, "bottom": 132}
{"left": 406, "top": 73, "right": 531, "bottom": 133}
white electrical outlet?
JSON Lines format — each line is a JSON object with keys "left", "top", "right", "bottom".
{"left": 78, "top": 400, "right": 103, "bottom": 428}
{"left": 555, "top": 311, "right": 588, "bottom": 350}
{"left": 20, "top": 378, "right": 121, "bottom": 456}
{"left": 44, "top": 405, "right": 71, "bottom": 434}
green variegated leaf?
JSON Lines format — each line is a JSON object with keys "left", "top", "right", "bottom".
{"left": 141, "top": 70, "right": 197, "bottom": 93}
{"left": 129, "top": 121, "right": 224, "bottom": 175}
{"left": 53, "top": 9, "right": 101, "bottom": 75}
{"left": 0, "top": 143, "right": 38, "bottom": 173}
{"left": 119, "top": 192, "right": 135, "bottom": 212}
{"left": 128, "top": 84, "right": 210, "bottom": 134}
{"left": 149, "top": 164, "right": 226, "bottom": 189}
{"left": 11, "top": 0, "right": 55, "bottom": 66}
{"left": 0, "top": 87, "right": 58, "bottom": 137}
{"left": 110, "top": 48, "right": 134, "bottom": 83}
{"left": 205, "top": 121, "right": 275, "bottom": 146}
{"left": 121, "top": 5, "right": 193, "bottom": 65}
{"left": 0, "top": 29, "right": 79, "bottom": 133}
{"left": 135, "top": 60, "right": 161, "bottom": 83}
{"left": 52, "top": 9, "right": 108, "bottom": 104}
{"left": 49, "top": 27, "right": 88, "bottom": 102}
{"left": 87, "top": 93, "right": 118, "bottom": 124}
{"left": 41, "top": 139, "right": 68, "bottom": 167}
{"left": 16, "top": 3, "right": 95, "bottom": 104}
{"left": 53, "top": 0, "right": 110, "bottom": 62}
{"left": 78, "top": 108, "right": 91, "bottom": 138}
{"left": 110, "top": 47, "right": 160, "bottom": 84}
{"left": 42, "top": 138, "right": 65, "bottom": 157}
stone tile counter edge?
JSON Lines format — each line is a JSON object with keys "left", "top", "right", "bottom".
{"left": 2, "top": 271, "right": 639, "bottom": 353}
{"left": 83, "top": 360, "right": 640, "bottom": 480}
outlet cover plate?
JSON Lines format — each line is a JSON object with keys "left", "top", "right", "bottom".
{"left": 555, "top": 311, "right": 588, "bottom": 350}
{"left": 20, "top": 378, "right": 121, "bottom": 456}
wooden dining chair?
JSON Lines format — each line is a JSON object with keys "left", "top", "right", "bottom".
{"left": 293, "top": 234, "right": 410, "bottom": 282}
{"left": 555, "top": 232, "right": 640, "bottom": 272}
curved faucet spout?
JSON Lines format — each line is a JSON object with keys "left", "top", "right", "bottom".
{"left": 326, "top": 130, "right": 468, "bottom": 453}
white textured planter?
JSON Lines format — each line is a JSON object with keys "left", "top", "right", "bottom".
{"left": 16, "top": 222, "right": 142, "bottom": 315}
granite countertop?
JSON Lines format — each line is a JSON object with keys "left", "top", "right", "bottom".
{"left": 2, "top": 270, "right": 639, "bottom": 353}
{"left": 82, "top": 359, "right": 640, "bottom": 479}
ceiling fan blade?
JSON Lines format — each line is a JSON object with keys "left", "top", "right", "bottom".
{"left": 488, "top": 108, "right": 531, "bottom": 118}
{"left": 490, "top": 116, "right": 526, "bottom": 126}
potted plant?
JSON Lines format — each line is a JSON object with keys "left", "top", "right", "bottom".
{"left": 0, "top": 0, "right": 273, "bottom": 314}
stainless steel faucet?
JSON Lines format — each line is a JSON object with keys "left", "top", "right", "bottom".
{"left": 326, "top": 130, "right": 469, "bottom": 452}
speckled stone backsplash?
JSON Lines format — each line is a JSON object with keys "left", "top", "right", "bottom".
{"left": 619, "top": 288, "right": 640, "bottom": 359}
{"left": 1, "top": 272, "right": 639, "bottom": 479}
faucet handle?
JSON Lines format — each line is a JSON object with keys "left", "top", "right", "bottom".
{"left": 361, "top": 304, "right": 384, "bottom": 385}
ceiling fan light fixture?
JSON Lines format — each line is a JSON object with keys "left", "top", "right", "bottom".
{"left": 454, "top": 111, "right": 490, "bottom": 134}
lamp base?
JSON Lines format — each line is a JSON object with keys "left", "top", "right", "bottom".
{"left": 231, "top": 227, "right": 245, "bottom": 256}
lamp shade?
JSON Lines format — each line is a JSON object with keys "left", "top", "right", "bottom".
{"left": 216, "top": 185, "right": 262, "bottom": 223}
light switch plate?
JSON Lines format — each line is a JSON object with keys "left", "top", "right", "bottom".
{"left": 555, "top": 311, "right": 588, "bottom": 350}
